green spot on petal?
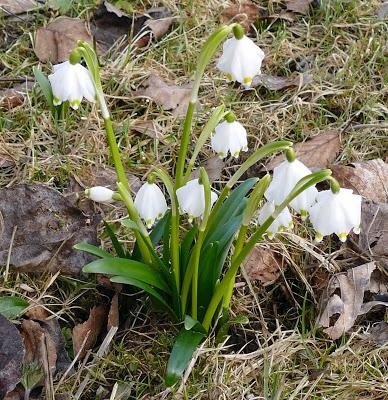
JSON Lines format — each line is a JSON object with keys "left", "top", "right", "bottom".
{"left": 226, "top": 73, "right": 233, "bottom": 81}
{"left": 243, "top": 76, "right": 252, "bottom": 84}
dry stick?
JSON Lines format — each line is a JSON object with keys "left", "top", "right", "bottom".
{"left": 74, "top": 326, "right": 118, "bottom": 400}
{"left": 4, "top": 225, "right": 17, "bottom": 282}
{"left": 42, "top": 334, "right": 55, "bottom": 400}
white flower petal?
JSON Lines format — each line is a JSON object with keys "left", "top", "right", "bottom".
{"left": 258, "top": 201, "right": 293, "bottom": 238}
{"left": 86, "top": 186, "right": 114, "bottom": 202}
{"left": 211, "top": 120, "right": 248, "bottom": 158}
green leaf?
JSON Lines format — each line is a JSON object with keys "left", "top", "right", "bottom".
{"left": 110, "top": 275, "right": 176, "bottom": 318}
{"left": 33, "top": 67, "right": 54, "bottom": 109}
{"left": 121, "top": 218, "right": 140, "bottom": 232}
{"left": 184, "top": 315, "right": 206, "bottom": 334}
{"left": 74, "top": 242, "right": 113, "bottom": 258}
{"left": 165, "top": 328, "right": 205, "bottom": 387}
{"left": 180, "top": 225, "right": 198, "bottom": 278}
{"left": 103, "top": 221, "right": 126, "bottom": 258}
{"left": 0, "top": 296, "right": 29, "bottom": 319}
{"left": 82, "top": 258, "right": 171, "bottom": 294}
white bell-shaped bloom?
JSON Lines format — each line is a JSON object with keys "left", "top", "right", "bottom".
{"left": 217, "top": 35, "right": 265, "bottom": 88}
{"left": 211, "top": 120, "right": 248, "bottom": 158}
{"left": 85, "top": 186, "right": 114, "bottom": 203}
{"left": 134, "top": 182, "right": 168, "bottom": 229}
{"left": 309, "top": 188, "right": 361, "bottom": 243}
{"left": 48, "top": 61, "right": 96, "bottom": 109}
{"left": 176, "top": 179, "right": 218, "bottom": 223}
{"left": 257, "top": 201, "right": 293, "bottom": 239}
{"left": 265, "top": 159, "right": 318, "bottom": 220}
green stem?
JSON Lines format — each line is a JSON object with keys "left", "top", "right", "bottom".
{"left": 190, "top": 231, "right": 205, "bottom": 320}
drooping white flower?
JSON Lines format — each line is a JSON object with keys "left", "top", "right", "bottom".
{"left": 48, "top": 61, "right": 96, "bottom": 109}
{"left": 308, "top": 188, "right": 362, "bottom": 243}
{"left": 176, "top": 179, "right": 218, "bottom": 223}
{"left": 265, "top": 159, "right": 318, "bottom": 219}
{"left": 257, "top": 201, "right": 293, "bottom": 239}
{"left": 217, "top": 35, "right": 265, "bottom": 88}
{"left": 134, "top": 182, "right": 168, "bottom": 229}
{"left": 211, "top": 119, "right": 248, "bottom": 159}
{"left": 85, "top": 186, "right": 114, "bottom": 203}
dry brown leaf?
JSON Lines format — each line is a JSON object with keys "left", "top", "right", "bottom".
{"left": 358, "top": 200, "right": 388, "bottom": 271}
{"left": 265, "top": 130, "right": 341, "bottom": 170}
{"left": 34, "top": 17, "right": 92, "bottom": 64}
{"left": 72, "top": 305, "right": 107, "bottom": 359}
{"left": 0, "top": 184, "right": 101, "bottom": 275}
{"left": 243, "top": 246, "right": 281, "bottom": 285}
{"left": 0, "top": 0, "right": 38, "bottom": 14}
{"left": 0, "top": 314, "right": 24, "bottom": 399}
{"left": 0, "top": 153, "right": 16, "bottom": 168}
{"left": 317, "top": 262, "right": 388, "bottom": 339}
{"left": 331, "top": 159, "right": 388, "bottom": 203}
{"left": 0, "top": 81, "right": 33, "bottom": 110}
{"left": 136, "top": 74, "right": 197, "bottom": 117}
{"left": 252, "top": 72, "right": 313, "bottom": 90}
{"left": 190, "top": 156, "right": 225, "bottom": 183}
{"left": 286, "top": 0, "right": 313, "bottom": 14}
{"left": 221, "top": 1, "right": 261, "bottom": 32}
{"left": 107, "top": 294, "right": 119, "bottom": 331}
{"left": 92, "top": 3, "right": 173, "bottom": 50}
{"left": 131, "top": 120, "right": 164, "bottom": 140}
{"left": 21, "top": 319, "right": 57, "bottom": 374}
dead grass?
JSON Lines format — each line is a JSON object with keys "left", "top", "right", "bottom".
{"left": 0, "top": 0, "right": 387, "bottom": 399}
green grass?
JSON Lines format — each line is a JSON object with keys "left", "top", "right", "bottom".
{"left": 0, "top": 0, "right": 387, "bottom": 398}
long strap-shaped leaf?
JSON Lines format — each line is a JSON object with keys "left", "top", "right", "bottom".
{"left": 83, "top": 258, "right": 171, "bottom": 294}
{"left": 74, "top": 243, "right": 113, "bottom": 259}
{"left": 110, "top": 276, "right": 176, "bottom": 319}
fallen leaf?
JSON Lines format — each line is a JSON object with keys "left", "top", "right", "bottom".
{"left": 369, "top": 322, "right": 388, "bottom": 346}
{"left": 0, "top": 0, "right": 38, "bottom": 15}
{"left": 136, "top": 73, "right": 197, "bottom": 117}
{"left": 317, "top": 262, "right": 388, "bottom": 339}
{"left": 221, "top": 1, "right": 261, "bottom": 32}
{"left": 107, "top": 294, "right": 119, "bottom": 331}
{"left": 34, "top": 17, "right": 92, "bottom": 64}
{"left": 92, "top": 2, "right": 173, "bottom": 50}
{"left": 72, "top": 305, "right": 107, "bottom": 359}
{"left": 190, "top": 156, "right": 225, "bottom": 183}
{"left": 251, "top": 72, "right": 313, "bottom": 90}
{"left": 377, "top": 2, "right": 388, "bottom": 20}
{"left": 131, "top": 120, "right": 164, "bottom": 140}
{"left": 0, "top": 81, "right": 33, "bottom": 110}
{"left": 0, "top": 296, "right": 29, "bottom": 319}
{"left": 0, "top": 314, "right": 24, "bottom": 398}
{"left": 0, "top": 184, "right": 101, "bottom": 275}
{"left": 243, "top": 246, "right": 281, "bottom": 285}
{"left": 331, "top": 159, "right": 388, "bottom": 203}
{"left": 358, "top": 200, "right": 388, "bottom": 271}
{"left": 286, "top": 0, "right": 313, "bottom": 14}
{"left": 265, "top": 130, "right": 341, "bottom": 170}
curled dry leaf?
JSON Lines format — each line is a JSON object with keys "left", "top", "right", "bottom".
{"left": 286, "top": 0, "right": 313, "bottom": 14}
{"left": 92, "top": 2, "right": 173, "bottom": 50}
{"left": 131, "top": 120, "right": 164, "bottom": 140}
{"left": 0, "top": 81, "right": 33, "bottom": 110}
{"left": 317, "top": 262, "right": 388, "bottom": 340}
{"left": 369, "top": 322, "right": 388, "bottom": 346}
{"left": 136, "top": 74, "right": 198, "bottom": 117}
{"left": 0, "top": 314, "right": 24, "bottom": 399}
{"left": 0, "top": 153, "right": 16, "bottom": 168}
{"left": 265, "top": 130, "right": 341, "bottom": 170}
{"left": 72, "top": 305, "right": 107, "bottom": 359}
{"left": 331, "top": 159, "right": 388, "bottom": 203}
{"left": 243, "top": 246, "right": 281, "bottom": 286}
{"left": 190, "top": 156, "right": 225, "bottom": 184}
{"left": 0, "top": 184, "right": 101, "bottom": 275}
{"left": 358, "top": 200, "right": 388, "bottom": 271}
{"left": 107, "top": 294, "right": 119, "bottom": 331}
{"left": 251, "top": 72, "right": 313, "bottom": 91}
{"left": 0, "top": 0, "right": 38, "bottom": 15}
{"left": 34, "top": 17, "right": 92, "bottom": 64}
{"left": 220, "top": 1, "right": 261, "bottom": 32}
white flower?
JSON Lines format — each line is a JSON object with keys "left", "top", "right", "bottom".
{"left": 176, "top": 179, "right": 218, "bottom": 223}
{"left": 309, "top": 188, "right": 362, "bottom": 242}
{"left": 265, "top": 159, "right": 318, "bottom": 219}
{"left": 85, "top": 186, "right": 114, "bottom": 203}
{"left": 134, "top": 182, "right": 168, "bottom": 229}
{"left": 217, "top": 35, "right": 265, "bottom": 88}
{"left": 211, "top": 120, "right": 248, "bottom": 158}
{"left": 48, "top": 61, "right": 96, "bottom": 109}
{"left": 258, "top": 201, "right": 293, "bottom": 239}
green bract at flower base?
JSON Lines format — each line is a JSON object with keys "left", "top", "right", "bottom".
{"left": 40, "top": 23, "right": 357, "bottom": 388}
